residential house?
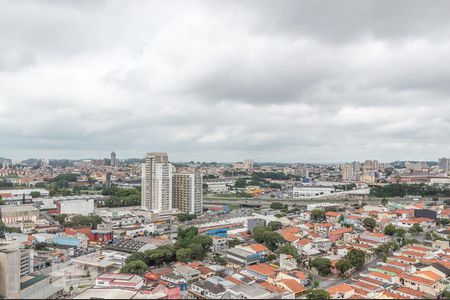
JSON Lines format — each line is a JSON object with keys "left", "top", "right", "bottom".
{"left": 243, "top": 263, "right": 277, "bottom": 281}
{"left": 189, "top": 279, "right": 227, "bottom": 299}
{"left": 329, "top": 228, "right": 353, "bottom": 243}
{"left": 326, "top": 211, "right": 342, "bottom": 223}
{"left": 326, "top": 283, "right": 355, "bottom": 299}
{"left": 173, "top": 265, "right": 201, "bottom": 282}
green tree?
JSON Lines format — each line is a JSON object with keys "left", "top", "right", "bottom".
{"left": 307, "top": 289, "right": 330, "bottom": 299}
{"left": 381, "top": 198, "right": 388, "bottom": 206}
{"left": 311, "top": 209, "right": 326, "bottom": 222}
{"left": 34, "top": 242, "right": 48, "bottom": 251}
{"left": 444, "top": 199, "right": 450, "bottom": 206}
{"left": 120, "top": 260, "right": 148, "bottom": 276}
{"left": 125, "top": 252, "right": 149, "bottom": 265}
{"left": 311, "top": 258, "right": 331, "bottom": 276}
{"left": 253, "top": 226, "right": 269, "bottom": 243}
{"left": 64, "top": 215, "right": 103, "bottom": 229}
{"left": 270, "top": 202, "right": 284, "bottom": 210}
{"left": 345, "top": 249, "right": 366, "bottom": 269}
{"left": 440, "top": 219, "right": 450, "bottom": 226}
{"left": 384, "top": 224, "right": 396, "bottom": 236}
{"left": 362, "top": 217, "right": 377, "bottom": 232}
{"left": 375, "top": 244, "right": 390, "bottom": 256}
{"left": 191, "top": 235, "right": 213, "bottom": 252}
{"left": 213, "top": 254, "right": 226, "bottom": 265}
{"left": 228, "top": 238, "right": 242, "bottom": 248}
{"left": 440, "top": 290, "right": 450, "bottom": 299}
{"left": 54, "top": 214, "right": 67, "bottom": 225}
{"left": 188, "top": 243, "right": 204, "bottom": 260}
{"left": 269, "top": 182, "right": 282, "bottom": 189}
{"left": 267, "top": 221, "right": 282, "bottom": 231}
{"left": 335, "top": 259, "right": 353, "bottom": 275}
{"left": 262, "top": 231, "right": 285, "bottom": 251}
{"left": 146, "top": 246, "right": 175, "bottom": 266}
{"left": 30, "top": 191, "right": 41, "bottom": 198}
{"left": 267, "top": 253, "right": 277, "bottom": 261}
{"left": 395, "top": 228, "right": 406, "bottom": 237}
{"left": 280, "top": 244, "right": 299, "bottom": 259}
{"left": 235, "top": 178, "right": 247, "bottom": 188}
{"left": 409, "top": 223, "right": 423, "bottom": 235}
{"left": 176, "top": 248, "right": 193, "bottom": 262}
{"left": 177, "top": 213, "right": 196, "bottom": 222}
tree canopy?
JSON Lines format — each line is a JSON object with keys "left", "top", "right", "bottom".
{"left": 345, "top": 249, "right": 365, "bottom": 269}
{"left": 335, "top": 259, "right": 353, "bottom": 275}
{"left": 362, "top": 217, "right": 377, "bottom": 231}
{"left": 409, "top": 223, "right": 423, "bottom": 235}
{"left": 311, "top": 258, "right": 331, "bottom": 276}
{"left": 267, "top": 221, "right": 282, "bottom": 231}
{"left": 120, "top": 260, "right": 148, "bottom": 276}
{"left": 384, "top": 224, "right": 396, "bottom": 236}
{"left": 311, "top": 209, "right": 326, "bottom": 222}
{"left": 252, "top": 226, "right": 285, "bottom": 251}
{"left": 270, "top": 202, "right": 284, "bottom": 210}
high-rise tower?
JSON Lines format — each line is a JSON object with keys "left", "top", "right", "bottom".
{"left": 141, "top": 152, "right": 173, "bottom": 212}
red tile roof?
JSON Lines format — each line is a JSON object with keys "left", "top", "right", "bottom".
{"left": 278, "top": 279, "right": 306, "bottom": 294}
{"left": 367, "top": 271, "right": 392, "bottom": 281}
{"left": 400, "top": 273, "right": 436, "bottom": 286}
{"left": 248, "top": 244, "right": 269, "bottom": 252}
{"left": 326, "top": 211, "right": 341, "bottom": 217}
{"left": 247, "top": 263, "right": 277, "bottom": 276}
{"left": 326, "top": 283, "right": 354, "bottom": 295}
{"left": 395, "top": 286, "right": 426, "bottom": 298}
{"left": 296, "top": 238, "right": 312, "bottom": 246}
{"left": 329, "top": 228, "right": 353, "bottom": 235}
{"left": 259, "top": 282, "right": 285, "bottom": 293}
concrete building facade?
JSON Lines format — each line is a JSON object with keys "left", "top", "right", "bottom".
{"left": 0, "top": 242, "right": 20, "bottom": 299}
{"left": 141, "top": 152, "right": 173, "bottom": 212}
{"left": 172, "top": 173, "right": 203, "bottom": 216}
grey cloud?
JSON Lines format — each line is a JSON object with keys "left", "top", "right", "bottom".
{"left": 1, "top": 0, "right": 450, "bottom": 162}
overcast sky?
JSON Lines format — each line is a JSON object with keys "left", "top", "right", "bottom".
{"left": 1, "top": 0, "right": 450, "bottom": 163}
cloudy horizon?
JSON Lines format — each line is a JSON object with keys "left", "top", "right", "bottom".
{"left": 1, "top": 0, "right": 450, "bottom": 163}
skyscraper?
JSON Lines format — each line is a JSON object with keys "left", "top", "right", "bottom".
{"left": 439, "top": 157, "right": 449, "bottom": 173}
{"left": 110, "top": 152, "right": 117, "bottom": 167}
{"left": 172, "top": 173, "right": 203, "bottom": 216}
{"left": 141, "top": 152, "right": 173, "bottom": 212}
{"left": 341, "top": 164, "right": 354, "bottom": 181}
{"left": 243, "top": 159, "right": 254, "bottom": 173}
{"left": 105, "top": 172, "right": 112, "bottom": 191}
{"left": 352, "top": 161, "right": 361, "bottom": 173}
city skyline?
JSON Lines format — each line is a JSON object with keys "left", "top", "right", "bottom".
{"left": 0, "top": 153, "right": 448, "bottom": 165}
{"left": 2, "top": 1, "right": 450, "bottom": 162}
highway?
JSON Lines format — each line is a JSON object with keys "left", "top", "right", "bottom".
{"left": 203, "top": 196, "right": 449, "bottom": 207}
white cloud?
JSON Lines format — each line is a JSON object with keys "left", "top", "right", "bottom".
{"left": 0, "top": 0, "right": 449, "bottom": 162}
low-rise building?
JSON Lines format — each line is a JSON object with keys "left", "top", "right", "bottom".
{"left": 95, "top": 273, "right": 144, "bottom": 290}
{"left": 173, "top": 265, "right": 201, "bottom": 282}
{"left": 226, "top": 248, "right": 260, "bottom": 268}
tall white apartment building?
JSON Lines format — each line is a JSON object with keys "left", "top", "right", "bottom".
{"left": 172, "top": 173, "right": 203, "bottom": 216}
{"left": 439, "top": 157, "right": 449, "bottom": 173}
{"left": 352, "top": 161, "right": 361, "bottom": 173}
{"left": 141, "top": 152, "right": 173, "bottom": 212}
{"left": 341, "top": 164, "right": 354, "bottom": 181}
{"left": 110, "top": 152, "right": 117, "bottom": 167}
{"left": 243, "top": 159, "right": 254, "bottom": 173}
